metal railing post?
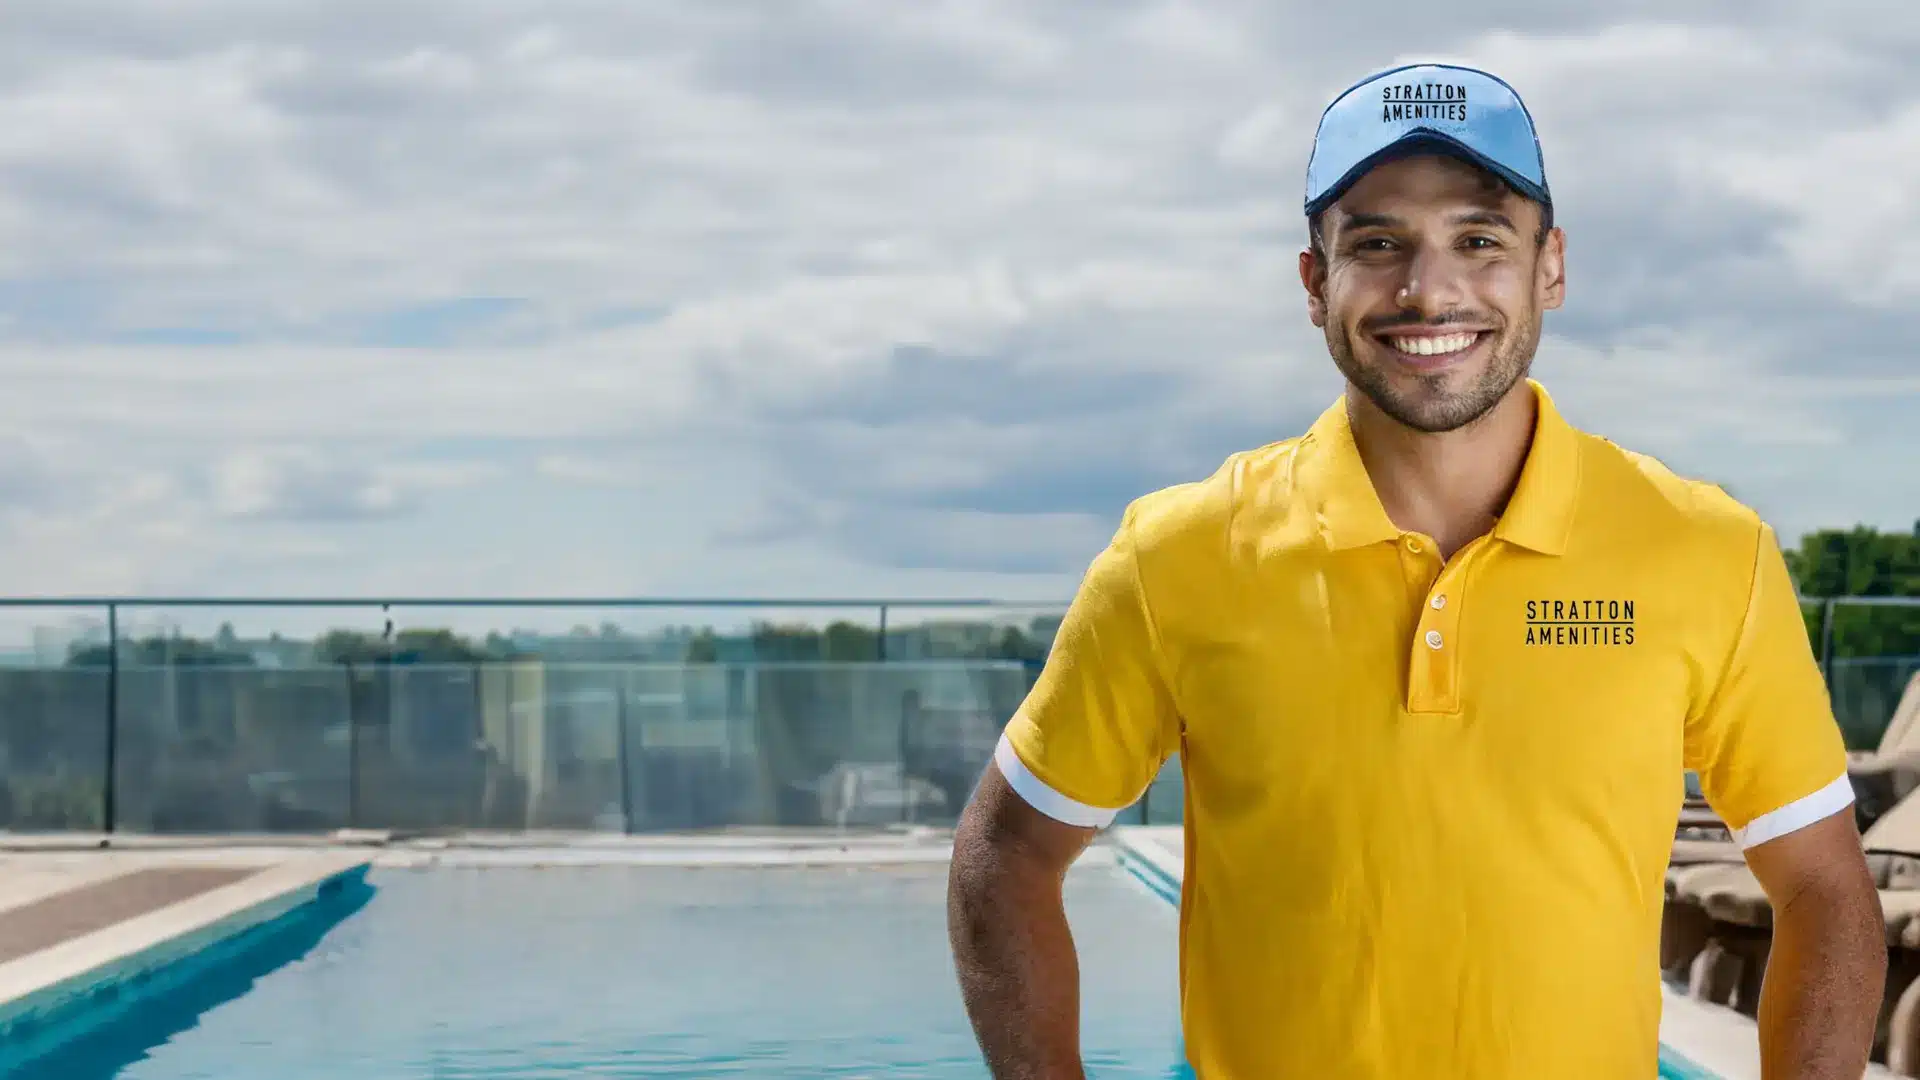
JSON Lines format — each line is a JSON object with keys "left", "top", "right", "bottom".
{"left": 615, "top": 669, "right": 634, "bottom": 835}
{"left": 345, "top": 661, "right": 360, "bottom": 829}
{"left": 103, "top": 601, "right": 119, "bottom": 835}
{"left": 470, "top": 660, "right": 485, "bottom": 829}
{"left": 1820, "top": 598, "right": 1837, "bottom": 693}
{"left": 877, "top": 604, "right": 889, "bottom": 661}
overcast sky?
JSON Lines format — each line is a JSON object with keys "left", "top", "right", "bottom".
{"left": 0, "top": 0, "right": 1914, "bottom": 636}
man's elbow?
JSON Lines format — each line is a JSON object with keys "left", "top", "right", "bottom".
{"left": 951, "top": 763, "right": 1093, "bottom": 889}
{"left": 1773, "top": 854, "right": 1886, "bottom": 968}
{"left": 1750, "top": 813, "right": 1882, "bottom": 944}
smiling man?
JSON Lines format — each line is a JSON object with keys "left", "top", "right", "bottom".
{"left": 949, "top": 62, "right": 1886, "bottom": 1079}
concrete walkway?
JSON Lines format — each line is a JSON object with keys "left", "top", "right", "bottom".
{"left": 0, "top": 847, "right": 371, "bottom": 1072}
{"left": 0, "top": 866, "right": 257, "bottom": 966}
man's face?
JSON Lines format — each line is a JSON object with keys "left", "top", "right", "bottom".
{"left": 1299, "top": 154, "right": 1565, "bottom": 434}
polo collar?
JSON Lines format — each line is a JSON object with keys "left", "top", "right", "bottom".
{"left": 1305, "top": 395, "right": 1401, "bottom": 552}
{"left": 1303, "top": 379, "right": 1582, "bottom": 556}
{"left": 1492, "top": 381, "right": 1582, "bottom": 556}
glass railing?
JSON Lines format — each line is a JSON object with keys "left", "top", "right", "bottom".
{"left": 0, "top": 598, "right": 1072, "bottom": 834}
{"left": 1802, "top": 596, "right": 1920, "bottom": 751}
{"left": 15, "top": 659, "right": 1038, "bottom": 834}
{"left": 0, "top": 595, "right": 1913, "bottom": 834}
{"left": 1831, "top": 656, "right": 1920, "bottom": 751}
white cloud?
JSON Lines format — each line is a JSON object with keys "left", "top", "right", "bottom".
{"left": 1691, "top": 104, "right": 1920, "bottom": 305}
{"left": 0, "top": 0, "right": 1911, "bottom": 626}
{"left": 536, "top": 455, "right": 628, "bottom": 487}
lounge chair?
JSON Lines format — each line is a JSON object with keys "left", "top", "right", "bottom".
{"left": 1665, "top": 782, "right": 1920, "bottom": 1074}
{"left": 1851, "top": 671, "right": 1920, "bottom": 825}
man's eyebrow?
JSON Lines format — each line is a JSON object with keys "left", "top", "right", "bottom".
{"left": 1451, "top": 209, "right": 1517, "bottom": 231}
{"left": 1339, "top": 212, "right": 1403, "bottom": 230}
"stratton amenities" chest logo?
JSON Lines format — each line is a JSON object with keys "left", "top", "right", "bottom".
{"left": 1525, "top": 598, "right": 1635, "bottom": 647}
{"left": 1381, "top": 81, "right": 1469, "bottom": 124}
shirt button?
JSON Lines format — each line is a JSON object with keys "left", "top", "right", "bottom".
{"left": 1425, "top": 629, "right": 1444, "bottom": 650}
{"left": 1404, "top": 537, "right": 1422, "bottom": 553}
{"left": 1430, "top": 594, "right": 1447, "bottom": 610}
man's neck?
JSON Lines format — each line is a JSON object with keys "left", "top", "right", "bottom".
{"left": 1345, "top": 381, "right": 1538, "bottom": 561}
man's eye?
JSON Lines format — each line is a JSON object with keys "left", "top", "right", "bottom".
{"left": 1463, "top": 236, "right": 1499, "bottom": 249}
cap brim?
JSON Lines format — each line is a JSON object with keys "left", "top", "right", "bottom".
{"left": 1304, "top": 130, "right": 1551, "bottom": 218}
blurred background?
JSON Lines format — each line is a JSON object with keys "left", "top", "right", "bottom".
{"left": 0, "top": 1, "right": 1912, "bottom": 838}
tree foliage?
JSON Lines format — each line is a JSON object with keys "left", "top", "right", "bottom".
{"left": 1785, "top": 521, "right": 1920, "bottom": 659}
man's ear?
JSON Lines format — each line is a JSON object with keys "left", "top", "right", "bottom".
{"left": 1300, "top": 248, "right": 1328, "bottom": 327}
{"left": 1537, "top": 226, "right": 1566, "bottom": 312}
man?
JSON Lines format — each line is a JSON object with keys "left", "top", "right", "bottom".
{"left": 948, "top": 61, "right": 1886, "bottom": 1079}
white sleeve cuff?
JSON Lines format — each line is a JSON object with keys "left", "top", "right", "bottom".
{"left": 1731, "top": 772, "right": 1856, "bottom": 850}
{"left": 994, "top": 733, "right": 1121, "bottom": 828}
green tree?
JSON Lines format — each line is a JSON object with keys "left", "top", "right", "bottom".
{"left": 749, "top": 620, "right": 881, "bottom": 662}
{"left": 67, "top": 635, "right": 254, "bottom": 667}
{"left": 1785, "top": 521, "right": 1920, "bottom": 660}
{"left": 1784, "top": 521, "right": 1920, "bottom": 750}
{"left": 686, "top": 629, "right": 719, "bottom": 663}
{"left": 313, "top": 627, "right": 497, "bottom": 664}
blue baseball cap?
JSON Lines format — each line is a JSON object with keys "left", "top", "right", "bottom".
{"left": 1304, "top": 62, "right": 1550, "bottom": 219}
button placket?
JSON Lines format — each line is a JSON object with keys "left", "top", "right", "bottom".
{"left": 1406, "top": 541, "right": 1472, "bottom": 715}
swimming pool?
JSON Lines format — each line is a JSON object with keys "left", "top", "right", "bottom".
{"left": 29, "top": 852, "right": 1190, "bottom": 1078}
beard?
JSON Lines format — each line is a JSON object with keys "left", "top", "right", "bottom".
{"left": 1325, "top": 304, "right": 1542, "bottom": 434}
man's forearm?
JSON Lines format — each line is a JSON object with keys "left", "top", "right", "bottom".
{"left": 1757, "top": 883, "right": 1886, "bottom": 1080}
{"left": 948, "top": 842, "right": 1086, "bottom": 1080}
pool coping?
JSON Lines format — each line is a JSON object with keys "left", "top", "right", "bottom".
{"left": 0, "top": 852, "right": 372, "bottom": 1070}
{"left": 1108, "top": 827, "right": 1895, "bottom": 1080}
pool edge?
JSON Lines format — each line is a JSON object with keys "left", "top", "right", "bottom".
{"left": 0, "top": 853, "right": 373, "bottom": 1071}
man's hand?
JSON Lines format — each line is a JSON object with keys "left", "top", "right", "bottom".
{"left": 1744, "top": 807, "right": 1886, "bottom": 1080}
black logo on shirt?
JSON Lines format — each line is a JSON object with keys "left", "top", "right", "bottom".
{"left": 1526, "top": 599, "right": 1635, "bottom": 647}
{"left": 1382, "top": 82, "right": 1469, "bottom": 124}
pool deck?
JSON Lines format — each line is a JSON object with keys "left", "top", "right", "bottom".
{"left": 1111, "top": 825, "right": 1899, "bottom": 1080}
{"left": 0, "top": 865, "right": 257, "bottom": 966}
{"left": 0, "top": 846, "right": 371, "bottom": 1060}
{"left": 4, "top": 825, "right": 1885, "bottom": 1080}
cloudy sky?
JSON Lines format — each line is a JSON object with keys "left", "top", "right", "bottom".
{"left": 0, "top": 0, "right": 1914, "bottom": 635}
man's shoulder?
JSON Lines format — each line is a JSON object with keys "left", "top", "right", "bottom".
{"left": 1579, "top": 431, "right": 1767, "bottom": 555}
{"left": 1122, "top": 437, "right": 1307, "bottom": 553}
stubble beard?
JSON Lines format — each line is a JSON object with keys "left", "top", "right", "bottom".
{"left": 1325, "top": 305, "right": 1542, "bottom": 434}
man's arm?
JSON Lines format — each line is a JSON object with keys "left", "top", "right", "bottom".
{"left": 947, "top": 761, "right": 1100, "bottom": 1080}
{"left": 945, "top": 498, "right": 1183, "bottom": 1077}
{"left": 1744, "top": 807, "right": 1886, "bottom": 1080}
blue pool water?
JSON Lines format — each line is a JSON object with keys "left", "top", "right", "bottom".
{"left": 35, "top": 858, "right": 1190, "bottom": 1078}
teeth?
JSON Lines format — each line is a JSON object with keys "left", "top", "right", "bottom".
{"left": 1388, "top": 332, "right": 1478, "bottom": 356}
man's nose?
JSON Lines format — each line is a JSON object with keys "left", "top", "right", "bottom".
{"left": 1394, "top": 245, "right": 1470, "bottom": 319}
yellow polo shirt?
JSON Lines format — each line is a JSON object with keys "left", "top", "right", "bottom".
{"left": 996, "top": 380, "right": 1851, "bottom": 1079}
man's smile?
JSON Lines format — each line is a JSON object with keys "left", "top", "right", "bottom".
{"left": 1371, "top": 327, "right": 1492, "bottom": 370}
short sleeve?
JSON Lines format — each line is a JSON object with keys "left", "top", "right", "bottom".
{"left": 1684, "top": 521, "right": 1853, "bottom": 849}
{"left": 995, "top": 505, "right": 1182, "bottom": 827}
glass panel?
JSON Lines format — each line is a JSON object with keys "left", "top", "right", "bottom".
{"left": 363, "top": 603, "right": 912, "bottom": 833}
{"left": 0, "top": 603, "right": 110, "bottom": 831}
{"left": 879, "top": 603, "right": 1065, "bottom": 666}
{"left": 1823, "top": 597, "right": 1920, "bottom": 751}
{"left": 616, "top": 606, "right": 889, "bottom": 832}
{"left": 368, "top": 604, "right": 642, "bottom": 832}
{"left": 111, "top": 604, "right": 373, "bottom": 834}
{"left": 655, "top": 658, "right": 1028, "bottom": 832}
{"left": 1831, "top": 655, "right": 1920, "bottom": 752}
